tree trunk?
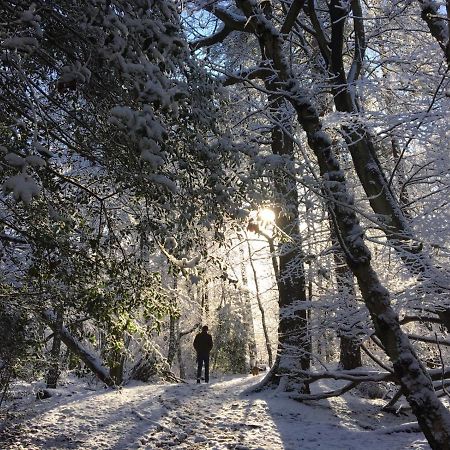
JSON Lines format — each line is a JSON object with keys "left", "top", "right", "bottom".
{"left": 167, "top": 276, "right": 179, "bottom": 368}
{"left": 178, "top": 323, "right": 199, "bottom": 379}
{"left": 271, "top": 108, "right": 310, "bottom": 391}
{"left": 240, "top": 247, "right": 258, "bottom": 369}
{"left": 108, "top": 345, "right": 125, "bottom": 386}
{"left": 331, "top": 228, "right": 362, "bottom": 370}
{"left": 250, "top": 91, "right": 310, "bottom": 391}
{"left": 167, "top": 314, "right": 178, "bottom": 368}
{"left": 247, "top": 238, "right": 273, "bottom": 367}
{"left": 46, "top": 306, "right": 63, "bottom": 389}
{"left": 339, "top": 336, "right": 362, "bottom": 370}
{"left": 177, "top": 340, "right": 185, "bottom": 379}
{"left": 323, "top": 0, "right": 449, "bottom": 312}
{"left": 40, "top": 310, "right": 114, "bottom": 386}
{"left": 201, "top": 282, "right": 210, "bottom": 323}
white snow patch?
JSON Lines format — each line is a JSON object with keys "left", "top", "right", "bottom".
{"left": 1, "top": 374, "right": 431, "bottom": 450}
{"left": 3, "top": 173, "right": 41, "bottom": 204}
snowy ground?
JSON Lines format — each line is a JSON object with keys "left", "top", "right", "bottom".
{"left": 0, "top": 374, "right": 430, "bottom": 449}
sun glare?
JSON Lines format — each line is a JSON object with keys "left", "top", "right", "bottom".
{"left": 258, "top": 208, "right": 276, "bottom": 224}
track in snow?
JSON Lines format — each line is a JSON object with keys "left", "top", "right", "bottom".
{"left": 0, "top": 374, "right": 429, "bottom": 449}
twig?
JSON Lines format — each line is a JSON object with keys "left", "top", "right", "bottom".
{"left": 360, "top": 343, "right": 394, "bottom": 374}
{"left": 381, "top": 388, "right": 404, "bottom": 412}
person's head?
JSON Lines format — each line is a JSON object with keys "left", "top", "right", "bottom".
{"left": 201, "top": 325, "right": 208, "bottom": 333}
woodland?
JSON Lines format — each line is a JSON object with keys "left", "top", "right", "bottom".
{"left": 0, "top": 0, "right": 449, "bottom": 449}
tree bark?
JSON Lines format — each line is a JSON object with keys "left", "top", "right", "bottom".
{"left": 167, "top": 315, "right": 178, "bottom": 368}
{"left": 177, "top": 340, "right": 186, "bottom": 379}
{"left": 272, "top": 119, "right": 311, "bottom": 385}
{"left": 201, "top": 282, "right": 210, "bottom": 323}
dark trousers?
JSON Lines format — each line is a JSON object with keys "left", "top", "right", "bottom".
{"left": 196, "top": 353, "right": 210, "bottom": 382}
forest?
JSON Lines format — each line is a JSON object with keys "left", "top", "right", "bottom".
{"left": 0, "top": 1, "right": 449, "bottom": 449}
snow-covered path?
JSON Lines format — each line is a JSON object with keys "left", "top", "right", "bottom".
{"left": 1, "top": 374, "right": 430, "bottom": 449}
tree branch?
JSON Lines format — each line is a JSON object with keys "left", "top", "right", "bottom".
{"left": 180, "top": 323, "right": 200, "bottom": 337}
{"left": 408, "top": 333, "right": 450, "bottom": 347}
{"left": 306, "top": 0, "right": 331, "bottom": 64}
{"left": 329, "top": 0, "right": 349, "bottom": 82}
{"left": 382, "top": 387, "right": 404, "bottom": 412}
{"left": 190, "top": 24, "right": 233, "bottom": 51}
{"left": 204, "top": 4, "right": 248, "bottom": 31}
{"left": 417, "top": 0, "right": 450, "bottom": 63}
{"left": 293, "top": 381, "right": 357, "bottom": 401}
{"left": 280, "top": 0, "right": 306, "bottom": 35}
{"left": 399, "top": 315, "right": 443, "bottom": 325}
{"left": 347, "top": 0, "right": 366, "bottom": 84}
{"left": 299, "top": 368, "right": 396, "bottom": 383}
{"left": 222, "top": 65, "right": 275, "bottom": 86}
{"left": 0, "top": 233, "right": 27, "bottom": 245}
{"left": 360, "top": 343, "right": 394, "bottom": 374}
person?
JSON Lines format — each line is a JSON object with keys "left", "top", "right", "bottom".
{"left": 193, "top": 325, "right": 213, "bottom": 383}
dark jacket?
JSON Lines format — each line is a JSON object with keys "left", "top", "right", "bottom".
{"left": 193, "top": 331, "right": 213, "bottom": 355}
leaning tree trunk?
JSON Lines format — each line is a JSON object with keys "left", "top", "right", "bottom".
{"left": 319, "top": 0, "right": 450, "bottom": 327}
{"left": 230, "top": 1, "right": 450, "bottom": 446}
{"left": 299, "top": 98, "right": 450, "bottom": 449}
{"left": 40, "top": 310, "right": 114, "bottom": 386}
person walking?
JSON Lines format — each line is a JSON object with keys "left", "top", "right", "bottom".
{"left": 193, "top": 325, "right": 213, "bottom": 383}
